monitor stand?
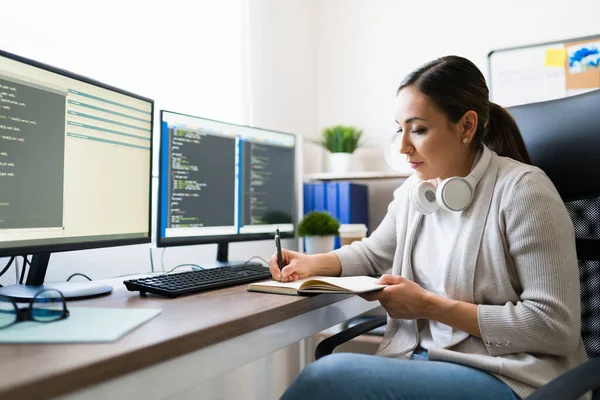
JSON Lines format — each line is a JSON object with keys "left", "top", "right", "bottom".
{"left": 203, "top": 241, "right": 247, "bottom": 269}
{"left": 0, "top": 253, "right": 112, "bottom": 302}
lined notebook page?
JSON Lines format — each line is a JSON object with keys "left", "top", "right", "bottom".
{"left": 249, "top": 276, "right": 384, "bottom": 292}
{"left": 299, "top": 276, "right": 384, "bottom": 292}
{"left": 249, "top": 279, "right": 307, "bottom": 290}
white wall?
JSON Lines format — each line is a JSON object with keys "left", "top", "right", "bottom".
{"left": 246, "top": 0, "right": 321, "bottom": 173}
{"left": 316, "top": 0, "right": 600, "bottom": 229}
{"left": 318, "top": 0, "right": 600, "bottom": 153}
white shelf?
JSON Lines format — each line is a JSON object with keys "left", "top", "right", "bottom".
{"left": 304, "top": 170, "right": 413, "bottom": 181}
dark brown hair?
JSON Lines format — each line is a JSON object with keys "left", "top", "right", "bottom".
{"left": 397, "top": 56, "right": 532, "bottom": 164}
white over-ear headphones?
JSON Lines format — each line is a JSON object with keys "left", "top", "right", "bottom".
{"left": 410, "top": 145, "right": 492, "bottom": 214}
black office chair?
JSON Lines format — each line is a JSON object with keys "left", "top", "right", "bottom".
{"left": 315, "top": 89, "right": 600, "bottom": 400}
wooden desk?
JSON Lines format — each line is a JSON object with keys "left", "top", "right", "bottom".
{"left": 0, "top": 277, "right": 378, "bottom": 400}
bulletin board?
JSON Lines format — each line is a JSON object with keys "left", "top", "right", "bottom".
{"left": 488, "top": 34, "right": 600, "bottom": 107}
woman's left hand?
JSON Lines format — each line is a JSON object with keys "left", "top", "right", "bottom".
{"left": 361, "top": 274, "right": 435, "bottom": 320}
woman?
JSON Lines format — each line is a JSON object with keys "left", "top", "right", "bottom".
{"left": 270, "top": 56, "right": 589, "bottom": 400}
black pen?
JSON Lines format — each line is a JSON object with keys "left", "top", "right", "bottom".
{"left": 275, "top": 228, "right": 284, "bottom": 283}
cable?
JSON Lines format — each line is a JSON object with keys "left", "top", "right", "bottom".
{"left": 14, "top": 257, "right": 20, "bottom": 284}
{"left": 0, "top": 257, "right": 15, "bottom": 279}
{"left": 167, "top": 264, "right": 204, "bottom": 273}
{"left": 113, "top": 271, "right": 162, "bottom": 278}
{"left": 148, "top": 247, "right": 155, "bottom": 273}
{"left": 0, "top": 257, "right": 16, "bottom": 287}
{"left": 19, "top": 255, "right": 28, "bottom": 284}
{"left": 66, "top": 273, "right": 92, "bottom": 282}
{"left": 245, "top": 256, "right": 270, "bottom": 266}
{"left": 157, "top": 252, "right": 267, "bottom": 275}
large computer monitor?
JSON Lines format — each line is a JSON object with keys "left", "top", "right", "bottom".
{"left": 157, "top": 111, "right": 296, "bottom": 265}
{"left": 0, "top": 49, "right": 153, "bottom": 300}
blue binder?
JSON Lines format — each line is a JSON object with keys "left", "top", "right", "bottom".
{"left": 337, "top": 182, "right": 368, "bottom": 226}
{"left": 327, "top": 182, "right": 369, "bottom": 249}
{"left": 303, "top": 182, "right": 329, "bottom": 213}
{"left": 326, "top": 182, "right": 340, "bottom": 220}
{"left": 303, "top": 183, "right": 314, "bottom": 215}
{"left": 325, "top": 182, "right": 341, "bottom": 248}
{"left": 302, "top": 181, "right": 368, "bottom": 249}
{"left": 312, "top": 182, "right": 327, "bottom": 212}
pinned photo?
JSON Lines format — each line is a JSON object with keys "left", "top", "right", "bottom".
{"left": 568, "top": 42, "right": 600, "bottom": 74}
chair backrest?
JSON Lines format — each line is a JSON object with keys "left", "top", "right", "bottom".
{"left": 508, "top": 89, "right": 600, "bottom": 399}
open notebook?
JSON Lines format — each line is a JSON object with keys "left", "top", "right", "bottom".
{"left": 247, "top": 276, "right": 386, "bottom": 296}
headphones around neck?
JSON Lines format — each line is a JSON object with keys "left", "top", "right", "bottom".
{"left": 410, "top": 145, "right": 492, "bottom": 215}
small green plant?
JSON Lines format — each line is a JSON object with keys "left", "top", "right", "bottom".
{"left": 317, "top": 125, "right": 363, "bottom": 153}
{"left": 297, "top": 211, "right": 340, "bottom": 237}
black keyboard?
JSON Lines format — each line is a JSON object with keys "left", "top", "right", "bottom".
{"left": 123, "top": 263, "right": 272, "bottom": 298}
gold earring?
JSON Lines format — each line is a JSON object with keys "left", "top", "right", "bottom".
{"left": 462, "top": 137, "right": 469, "bottom": 143}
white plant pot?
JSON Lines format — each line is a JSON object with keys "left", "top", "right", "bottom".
{"left": 329, "top": 153, "right": 352, "bottom": 174}
{"left": 304, "top": 236, "right": 335, "bottom": 255}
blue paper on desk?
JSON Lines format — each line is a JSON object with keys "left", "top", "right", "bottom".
{"left": 0, "top": 307, "right": 161, "bottom": 343}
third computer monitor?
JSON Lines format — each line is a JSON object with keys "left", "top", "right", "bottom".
{"left": 157, "top": 110, "right": 296, "bottom": 262}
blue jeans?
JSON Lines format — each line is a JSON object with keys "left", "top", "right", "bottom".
{"left": 281, "top": 350, "right": 519, "bottom": 400}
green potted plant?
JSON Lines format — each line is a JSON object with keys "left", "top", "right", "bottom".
{"left": 316, "top": 125, "right": 363, "bottom": 173}
{"left": 297, "top": 211, "right": 340, "bottom": 254}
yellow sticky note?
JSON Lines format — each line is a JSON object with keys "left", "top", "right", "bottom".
{"left": 544, "top": 48, "right": 567, "bottom": 67}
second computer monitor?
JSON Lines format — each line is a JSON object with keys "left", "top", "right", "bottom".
{"left": 158, "top": 111, "right": 296, "bottom": 263}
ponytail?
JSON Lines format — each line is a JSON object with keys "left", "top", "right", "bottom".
{"left": 482, "top": 103, "right": 532, "bottom": 164}
{"left": 398, "top": 56, "right": 532, "bottom": 164}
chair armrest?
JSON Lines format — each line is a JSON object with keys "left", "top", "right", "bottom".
{"left": 315, "top": 315, "right": 387, "bottom": 360}
{"left": 525, "top": 358, "right": 600, "bottom": 400}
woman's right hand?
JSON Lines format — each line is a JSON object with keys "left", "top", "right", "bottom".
{"left": 269, "top": 249, "right": 313, "bottom": 282}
